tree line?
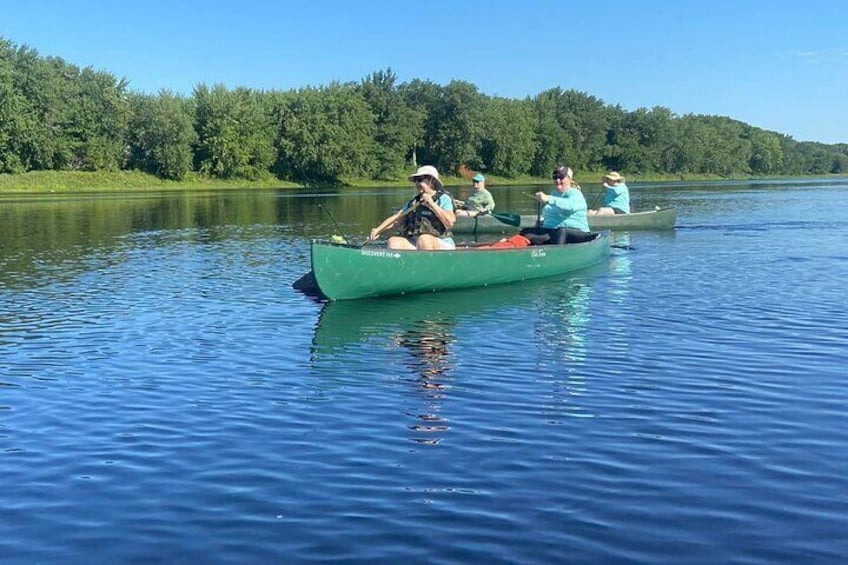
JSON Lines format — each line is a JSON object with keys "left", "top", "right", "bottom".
{"left": 2, "top": 37, "right": 847, "bottom": 183}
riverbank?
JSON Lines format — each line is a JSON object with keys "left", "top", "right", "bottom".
{"left": 0, "top": 170, "right": 302, "bottom": 193}
{"left": 2, "top": 170, "right": 548, "bottom": 193}
{"left": 0, "top": 169, "right": 805, "bottom": 194}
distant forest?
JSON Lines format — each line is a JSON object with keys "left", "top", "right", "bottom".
{"left": 2, "top": 37, "right": 847, "bottom": 183}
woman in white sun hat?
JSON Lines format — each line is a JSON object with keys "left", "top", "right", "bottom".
{"left": 588, "top": 171, "right": 630, "bottom": 216}
{"left": 369, "top": 165, "right": 457, "bottom": 250}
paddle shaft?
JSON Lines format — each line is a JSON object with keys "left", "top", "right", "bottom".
{"left": 370, "top": 201, "right": 419, "bottom": 240}
{"left": 525, "top": 193, "right": 543, "bottom": 227}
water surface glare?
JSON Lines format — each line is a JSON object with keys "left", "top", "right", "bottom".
{"left": 2, "top": 178, "right": 847, "bottom": 562}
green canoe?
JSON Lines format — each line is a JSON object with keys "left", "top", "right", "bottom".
{"left": 309, "top": 233, "right": 610, "bottom": 300}
{"left": 454, "top": 207, "right": 676, "bottom": 234}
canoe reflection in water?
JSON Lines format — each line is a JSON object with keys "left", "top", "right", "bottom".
{"left": 394, "top": 319, "right": 454, "bottom": 381}
{"left": 311, "top": 267, "right": 610, "bottom": 443}
{"left": 608, "top": 232, "right": 633, "bottom": 306}
{"left": 394, "top": 319, "right": 455, "bottom": 445}
{"left": 312, "top": 297, "right": 464, "bottom": 446}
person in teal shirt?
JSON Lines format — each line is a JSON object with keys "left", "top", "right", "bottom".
{"left": 519, "top": 166, "right": 594, "bottom": 244}
{"left": 589, "top": 171, "right": 630, "bottom": 216}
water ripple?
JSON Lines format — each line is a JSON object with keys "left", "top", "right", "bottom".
{"left": 3, "top": 186, "right": 848, "bottom": 561}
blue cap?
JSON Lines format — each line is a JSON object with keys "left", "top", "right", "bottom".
{"left": 472, "top": 173, "right": 485, "bottom": 182}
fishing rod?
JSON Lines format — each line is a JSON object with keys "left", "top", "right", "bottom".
{"left": 588, "top": 188, "right": 605, "bottom": 211}
{"left": 317, "top": 201, "right": 349, "bottom": 244}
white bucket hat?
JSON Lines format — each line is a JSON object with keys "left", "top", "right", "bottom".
{"left": 408, "top": 165, "right": 442, "bottom": 188}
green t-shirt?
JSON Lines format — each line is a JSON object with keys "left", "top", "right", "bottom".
{"left": 463, "top": 188, "right": 495, "bottom": 212}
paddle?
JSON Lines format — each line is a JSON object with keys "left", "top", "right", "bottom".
{"left": 524, "top": 193, "right": 543, "bottom": 227}
{"left": 369, "top": 201, "right": 419, "bottom": 241}
{"left": 483, "top": 211, "right": 521, "bottom": 227}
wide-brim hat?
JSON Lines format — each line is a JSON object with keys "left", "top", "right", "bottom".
{"left": 604, "top": 171, "right": 625, "bottom": 182}
{"left": 408, "top": 165, "right": 442, "bottom": 188}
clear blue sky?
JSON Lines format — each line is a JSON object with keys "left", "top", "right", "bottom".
{"left": 3, "top": 0, "right": 847, "bottom": 143}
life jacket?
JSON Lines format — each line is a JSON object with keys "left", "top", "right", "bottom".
{"left": 403, "top": 190, "right": 454, "bottom": 237}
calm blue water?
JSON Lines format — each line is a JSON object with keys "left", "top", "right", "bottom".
{"left": 2, "top": 178, "right": 847, "bottom": 562}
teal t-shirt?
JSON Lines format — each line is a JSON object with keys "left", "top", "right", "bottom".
{"left": 541, "top": 188, "right": 589, "bottom": 232}
{"left": 603, "top": 182, "right": 630, "bottom": 213}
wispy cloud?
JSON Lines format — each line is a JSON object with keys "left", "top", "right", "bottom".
{"left": 789, "top": 49, "right": 848, "bottom": 64}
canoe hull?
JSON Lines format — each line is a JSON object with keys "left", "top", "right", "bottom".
{"left": 589, "top": 208, "right": 676, "bottom": 229}
{"left": 311, "top": 234, "right": 610, "bottom": 300}
{"left": 454, "top": 208, "right": 676, "bottom": 234}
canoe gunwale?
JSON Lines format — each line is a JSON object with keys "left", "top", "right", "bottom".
{"left": 453, "top": 207, "right": 676, "bottom": 234}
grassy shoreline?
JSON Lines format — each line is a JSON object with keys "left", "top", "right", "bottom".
{"left": 0, "top": 169, "right": 824, "bottom": 194}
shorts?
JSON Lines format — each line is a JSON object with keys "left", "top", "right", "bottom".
{"left": 412, "top": 236, "right": 456, "bottom": 250}
{"left": 435, "top": 237, "right": 456, "bottom": 250}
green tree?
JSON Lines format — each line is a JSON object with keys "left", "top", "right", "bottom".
{"left": 127, "top": 90, "right": 197, "bottom": 180}
{"left": 746, "top": 128, "right": 783, "bottom": 175}
{"left": 531, "top": 88, "right": 572, "bottom": 175}
{"left": 0, "top": 41, "right": 25, "bottom": 172}
{"left": 65, "top": 67, "right": 131, "bottom": 170}
{"left": 3, "top": 42, "right": 78, "bottom": 171}
{"left": 26, "top": 55, "right": 81, "bottom": 170}
{"left": 480, "top": 96, "right": 536, "bottom": 177}
{"left": 607, "top": 106, "right": 678, "bottom": 173}
{"left": 271, "top": 83, "right": 375, "bottom": 183}
{"left": 801, "top": 143, "right": 835, "bottom": 174}
{"left": 557, "top": 90, "right": 611, "bottom": 171}
{"left": 673, "top": 115, "right": 753, "bottom": 176}
{"left": 398, "top": 79, "right": 441, "bottom": 168}
{"left": 428, "top": 80, "right": 485, "bottom": 173}
{"left": 357, "top": 68, "right": 421, "bottom": 179}
{"left": 831, "top": 150, "right": 848, "bottom": 174}
{"left": 193, "top": 84, "right": 274, "bottom": 179}
{"left": 4, "top": 34, "right": 848, "bottom": 182}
